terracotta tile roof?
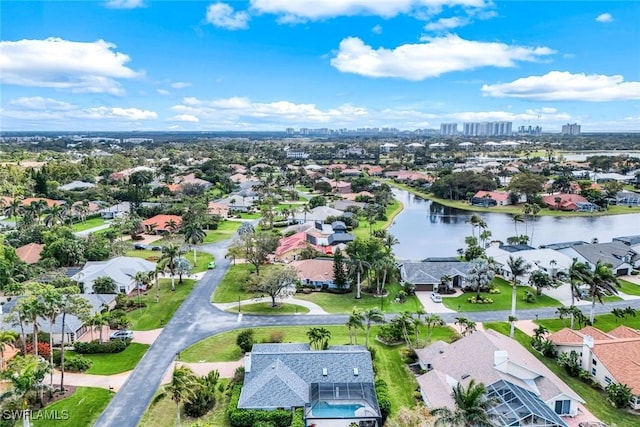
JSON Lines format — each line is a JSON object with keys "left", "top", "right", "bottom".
{"left": 289, "top": 259, "right": 336, "bottom": 282}
{"left": 22, "top": 197, "right": 65, "bottom": 207}
{"left": 208, "top": 202, "right": 229, "bottom": 216}
{"left": 592, "top": 340, "right": 640, "bottom": 394}
{"left": 548, "top": 328, "right": 584, "bottom": 345}
{"left": 15, "top": 243, "right": 44, "bottom": 264}
{"left": 579, "top": 326, "right": 616, "bottom": 341}
{"left": 473, "top": 190, "right": 510, "bottom": 202}
{"left": 608, "top": 325, "right": 640, "bottom": 339}
{"left": 142, "top": 214, "right": 182, "bottom": 231}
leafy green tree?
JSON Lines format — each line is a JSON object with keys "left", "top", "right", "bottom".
{"left": 430, "top": 379, "right": 497, "bottom": 427}
{"left": 0, "top": 330, "right": 18, "bottom": 369}
{"left": 529, "top": 270, "right": 553, "bottom": 296}
{"left": 587, "top": 260, "right": 619, "bottom": 323}
{"left": 308, "top": 196, "right": 326, "bottom": 209}
{"left": 92, "top": 276, "right": 118, "bottom": 294}
{"left": 1, "top": 354, "right": 51, "bottom": 422}
{"left": 362, "top": 308, "right": 384, "bottom": 348}
{"left": 231, "top": 231, "right": 279, "bottom": 275}
{"left": 236, "top": 329, "right": 255, "bottom": 353}
{"left": 605, "top": 382, "right": 633, "bottom": 409}
{"left": 306, "top": 327, "right": 331, "bottom": 350}
{"left": 508, "top": 173, "right": 546, "bottom": 203}
{"left": 246, "top": 266, "right": 297, "bottom": 307}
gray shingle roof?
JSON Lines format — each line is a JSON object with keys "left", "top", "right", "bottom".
{"left": 572, "top": 242, "right": 639, "bottom": 268}
{"left": 399, "top": 260, "right": 471, "bottom": 285}
{"left": 239, "top": 344, "right": 375, "bottom": 409}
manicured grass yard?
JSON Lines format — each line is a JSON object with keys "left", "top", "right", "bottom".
{"left": 619, "top": 278, "right": 640, "bottom": 296}
{"left": 125, "top": 249, "right": 213, "bottom": 273}
{"left": 65, "top": 343, "right": 149, "bottom": 375}
{"left": 140, "top": 379, "right": 231, "bottom": 427}
{"left": 484, "top": 322, "right": 640, "bottom": 426}
{"left": 181, "top": 325, "right": 457, "bottom": 418}
{"left": 32, "top": 387, "right": 112, "bottom": 427}
{"left": 535, "top": 312, "right": 640, "bottom": 333}
{"left": 213, "top": 264, "right": 423, "bottom": 314}
{"left": 71, "top": 217, "right": 106, "bottom": 232}
{"left": 127, "top": 278, "right": 196, "bottom": 330}
{"left": 226, "top": 302, "right": 310, "bottom": 315}
{"left": 442, "top": 278, "right": 561, "bottom": 312}
{"left": 352, "top": 199, "right": 403, "bottom": 239}
{"left": 203, "top": 220, "right": 241, "bottom": 243}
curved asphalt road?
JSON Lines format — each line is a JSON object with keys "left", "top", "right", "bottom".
{"left": 95, "top": 238, "right": 640, "bottom": 426}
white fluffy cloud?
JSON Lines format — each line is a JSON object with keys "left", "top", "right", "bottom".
{"left": 169, "top": 114, "right": 200, "bottom": 122}
{"left": 330, "top": 35, "right": 555, "bottom": 80}
{"left": 250, "top": 0, "right": 488, "bottom": 22}
{"left": 595, "top": 13, "right": 613, "bottom": 23}
{"left": 86, "top": 107, "right": 157, "bottom": 120}
{"left": 206, "top": 3, "right": 250, "bottom": 30}
{"left": 424, "top": 16, "right": 468, "bottom": 31}
{"left": 9, "top": 97, "right": 75, "bottom": 111}
{"left": 104, "top": 0, "right": 145, "bottom": 9}
{"left": 0, "top": 38, "right": 140, "bottom": 95}
{"left": 157, "top": 89, "right": 171, "bottom": 95}
{"left": 481, "top": 71, "right": 640, "bottom": 101}
{"left": 171, "top": 81, "right": 192, "bottom": 89}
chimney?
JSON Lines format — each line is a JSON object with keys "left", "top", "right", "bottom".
{"left": 493, "top": 350, "right": 508, "bottom": 366}
{"left": 582, "top": 335, "right": 594, "bottom": 370}
{"left": 244, "top": 352, "right": 251, "bottom": 373}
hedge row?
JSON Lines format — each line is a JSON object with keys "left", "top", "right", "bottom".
{"left": 291, "top": 408, "right": 304, "bottom": 427}
{"left": 375, "top": 378, "right": 391, "bottom": 424}
{"left": 226, "top": 384, "right": 292, "bottom": 427}
{"left": 73, "top": 339, "right": 129, "bottom": 354}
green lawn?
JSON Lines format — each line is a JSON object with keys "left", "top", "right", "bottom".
{"left": 139, "top": 379, "right": 231, "bottom": 427}
{"left": 235, "top": 212, "right": 261, "bottom": 219}
{"left": 441, "top": 278, "right": 561, "bottom": 312}
{"left": 295, "top": 283, "right": 423, "bottom": 314}
{"left": 181, "top": 325, "right": 457, "bottom": 419}
{"left": 352, "top": 199, "right": 403, "bottom": 239}
{"left": 127, "top": 278, "right": 196, "bottom": 330}
{"left": 536, "top": 312, "right": 640, "bottom": 333}
{"left": 213, "top": 265, "right": 423, "bottom": 313}
{"left": 65, "top": 343, "right": 149, "bottom": 375}
{"left": 484, "top": 322, "right": 640, "bottom": 426}
{"left": 71, "top": 217, "right": 107, "bottom": 232}
{"left": 125, "top": 249, "right": 213, "bottom": 273}
{"left": 32, "top": 387, "right": 112, "bottom": 427}
{"left": 203, "top": 221, "right": 241, "bottom": 243}
{"left": 227, "top": 302, "right": 310, "bottom": 315}
{"left": 619, "top": 279, "right": 640, "bottom": 296}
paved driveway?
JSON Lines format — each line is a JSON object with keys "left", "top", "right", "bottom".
{"left": 415, "top": 291, "right": 456, "bottom": 313}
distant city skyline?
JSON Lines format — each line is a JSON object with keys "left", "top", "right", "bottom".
{"left": 1, "top": 1, "right": 639, "bottom": 132}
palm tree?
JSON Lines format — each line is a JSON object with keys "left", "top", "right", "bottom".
{"left": 467, "top": 214, "right": 486, "bottom": 238}
{"left": 159, "top": 244, "right": 181, "bottom": 291}
{"left": 59, "top": 290, "right": 91, "bottom": 391}
{"left": 183, "top": 222, "right": 205, "bottom": 264}
{"left": 44, "top": 204, "right": 66, "bottom": 227}
{"left": 302, "top": 204, "right": 311, "bottom": 223}
{"left": 306, "top": 327, "right": 331, "bottom": 350}
{"left": 4, "top": 197, "right": 23, "bottom": 228}
{"left": 165, "top": 219, "right": 179, "bottom": 235}
{"left": 40, "top": 285, "right": 62, "bottom": 387}
{"left": 0, "top": 330, "right": 18, "bottom": 369}
{"left": 587, "top": 261, "right": 619, "bottom": 323}
{"left": 466, "top": 259, "right": 495, "bottom": 299}
{"left": 383, "top": 233, "right": 399, "bottom": 250}
{"left": 512, "top": 213, "right": 524, "bottom": 236}
{"left": 528, "top": 203, "right": 541, "bottom": 245}
{"left": 89, "top": 313, "right": 109, "bottom": 343}
{"left": 506, "top": 256, "right": 531, "bottom": 338}
{"left": 362, "top": 308, "right": 384, "bottom": 348}
{"left": 15, "top": 294, "right": 44, "bottom": 356}
{"left": 431, "top": 379, "right": 497, "bottom": 427}
{"left": 566, "top": 258, "right": 591, "bottom": 329}
{"left": 168, "top": 365, "right": 197, "bottom": 427}
{"left": 346, "top": 308, "right": 364, "bottom": 345}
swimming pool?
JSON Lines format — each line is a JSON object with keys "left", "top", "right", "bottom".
{"left": 311, "top": 401, "right": 364, "bottom": 417}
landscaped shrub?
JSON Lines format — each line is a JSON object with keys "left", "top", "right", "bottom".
{"left": 184, "top": 370, "right": 219, "bottom": 417}
{"left": 24, "top": 342, "right": 51, "bottom": 359}
{"left": 236, "top": 329, "right": 255, "bottom": 353}
{"left": 291, "top": 408, "right": 304, "bottom": 427}
{"left": 73, "top": 339, "right": 128, "bottom": 354}
{"left": 488, "top": 287, "right": 501, "bottom": 294}
{"left": 267, "top": 330, "right": 284, "bottom": 343}
{"left": 375, "top": 378, "right": 391, "bottom": 423}
{"left": 557, "top": 351, "right": 582, "bottom": 377}
{"left": 107, "top": 309, "right": 131, "bottom": 330}
{"left": 226, "top": 384, "right": 292, "bottom": 427}
{"left": 467, "top": 295, "right": 493, "bottom": 304}
{"left": 605, "top": 383, "right": 632, "bottom": 408}
{"left": 523, "top": 290, "right": 536, "bottom": 303}
{"left": 64, "top": 355, "right": 93, "bottom": 372}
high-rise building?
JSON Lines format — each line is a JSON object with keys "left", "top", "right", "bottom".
{"left": 517, "top": 125, "right": 542, "bottom": 136}
{"left": 561, "top": 123, "right": 581, "bottom": 135}
{"left": 440, "top": 123, "right": 458, "bottom": 135}
{"left": 462, "top": 121, "right": 512, "bottom": 136}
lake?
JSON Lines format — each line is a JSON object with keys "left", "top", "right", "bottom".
{"left": 388, "top": 188, "right": 640, "bottom": 259}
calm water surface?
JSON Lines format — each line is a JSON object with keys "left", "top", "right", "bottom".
{"left": 388, "top": 189, "right": 640, "bottom": 259}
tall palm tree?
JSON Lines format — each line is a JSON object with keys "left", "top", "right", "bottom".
{"left": 159, "top": 244, "right": 181, "bottom": 291}
{"left": 346, "top": 240, "right": 369, "bottom": 299}
{"left": 383, "top": 233, "right": 399, "bottom": 250}
{"left": 44, "top": 204, "right": 65, "bottom": 227}
{"left": 0, "top": 330, "right": 18, "bottom": 369}
{"left": 168, "top": 365, "right": 197, "bottom": 427}
{"left": 431, "top": 379, "right": 497, "bottom": 427}
{"left": 40, "top": 285, "right": 62, "bottom": 387}
{"left": 346, "top": 308, "right": 364, "bottom": 345}
{"left": 528, "top": 203, "right": 541, "bottom": 245}
{"left": 15, "top": 294, "right": 44, "bottom": 356}
{"left": 467, "top": 214, "right": 486, "bottom": 239}
{"left": 587, "top": 261, "right": 619, "bottom": 323}
{"left": 59, "top": 289, "right": 91, "bottom": 392}
{"left": 165, "top": 219, "right": 179, "bottom": 235}
{"left": 4, "top": 197, "right": 23, "bottom": 228}
{"left": 183, "top": 222, "right": 205, "bottom": 264}
{"left": 362, "top": 308, "right": 384, "bottom": 348}
{"left": 506, "top": 256, "right": 531, "bottom": 338}
{"left": 566, "top": 258, "right": 591, "bottom": 329}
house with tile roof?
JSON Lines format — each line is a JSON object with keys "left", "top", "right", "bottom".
{"left": 548, "top": 325, "right": 640, "bottom": 409}
{"left": 274, "top": 232, "right": 325, "bottom": 263}
{"left": 416, "top": 330, "right": 584, "bottom": 426}
{"left": 399, "top": 258, "right": 471, "bottom": 292}
{"left": 15, "top": 243, "right": 44, "bottom": 264}
{"left": 239, "top": 343, "right": 380, "bottom": 427}
{"left": 471, "top": 190, "right": 511, "bottom": 207}
{"left": 289, "top": 258, "right": 347, "bottom": 290}
{"left": 142, "top": 214, "right": 182, "bottom": 234}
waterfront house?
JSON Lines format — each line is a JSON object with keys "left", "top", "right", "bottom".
{"left": 398, "top": 258, "right": 470, "bottom": 292}
{"left": 559, "top": 241, "right": 639, "bottom": 276}
{"left": 471, "top": 190, "right": 511, "bottom": 207}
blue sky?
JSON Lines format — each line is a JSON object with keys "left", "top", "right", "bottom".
{"left": 1, "top": 0, "right": 639, "bottom": 132}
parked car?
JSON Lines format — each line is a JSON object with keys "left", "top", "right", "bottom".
{"left": 207, "top": 260, "right": 216, "bottom": 269}
{"left": 430, "top": 292, "right": 443, "bottom": 303}
{"left": 109, "top": 330, "right": 134, "bottom": 341}
{"left": 133, "top": 243, "right": 147, "bottom": 250}
{"left": 150, "top": 245, "right": 163, "bottom": 251}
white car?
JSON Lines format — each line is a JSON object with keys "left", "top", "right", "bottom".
{"left": 430, "top": 292, "right": 443, "bottom": 303}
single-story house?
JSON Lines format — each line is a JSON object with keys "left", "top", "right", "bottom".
{"left": 0, "top": 294, "right": 116, "bottom": 345}
{"left": 548, "top": 326, "right": 640, "bottom": 409}
{"left": 274, "top": 232, "right": 326, "bottom": 263}
{"left": 21, "top": 198, "right": 65, "bottom": 208}
{"left": 216, "top": 195, "right": 258, "bottom": 213}
{"left": 331, "top": 200, "right": 367, "bottom": 212}
{"left": 471, "top": 190, "right": 511, "bottom": 207}
{"left": 142, "top": 214, "right": 182, "bottom": 234}
{"left": 417, "top": 330, "right": 584, "bottom": 426}
{"left": 558, "top": 241, "right": 640, "bottom": 276}
{"left": 485, "top": 246, "right": 574, "bottom": 281}
{"left": 15, "top": 243, "right": 44, "bottom": 264}
{"left": 305, "top": 221, "right": 354, "bottom": 247}
{"left": 294, "top": 206, "right": 344, "bottom": 223}
{"left": 207, "top": 202, "right": 230, "bottom": 218}
{"left": 399, "top": 258, "right": 471, "bottom": 292}
{"left": 72, "top": 256, "right": 157, "bottom": 294}
{"left": 541, "top": 194, "right": 598, "bottom": 211}
{"left": 239, "top": 343, "right": 381, "bottom": 427}
{"left": 99, "top": 201, "right": 131, "bottom": 219}
{"left": 58, "top": 180, "right": 96, "bottom": 191}
{"left": 290, "top": 258, "right": 346, "bottom": 290}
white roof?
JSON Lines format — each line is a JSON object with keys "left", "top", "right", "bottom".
{"left": 429, "top": 142, "right": 448, "bottom": 148}
{"left": 486, "top": 247, "right": 573, "bottom": 272}
{"left": 73, "top": 256, "right": 157, "bottom": 291}
{"left": 459, "top": 142, "right": 475, "bottom": 146}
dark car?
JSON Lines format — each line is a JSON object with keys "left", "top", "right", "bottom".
{"left": 150, "top": 245, "right": 163, "bottom": 251}
{"left": 133, "top": 243, "right": 147, "bottom": 250}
